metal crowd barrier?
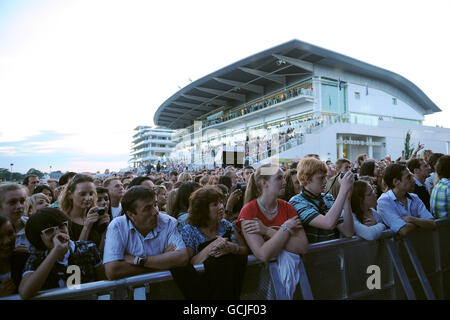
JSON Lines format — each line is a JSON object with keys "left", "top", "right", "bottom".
{"left": 2, "top": 218, "right": 449, "bottom": 300}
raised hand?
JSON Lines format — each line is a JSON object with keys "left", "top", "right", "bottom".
{"left": 85, "top": 207, "right": 100, "bottom": 228}
{"left": 52, "top": 232, "right": 70, "bottom": 257}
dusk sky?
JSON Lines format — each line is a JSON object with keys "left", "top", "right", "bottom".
{"left": 1, "top": 0, "right": 449, "bottom": 173}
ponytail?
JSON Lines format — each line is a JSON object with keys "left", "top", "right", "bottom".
{"left": 243, "top": 163, "right": 279, "bottom": 205}
{"left": 244, "top": 172, "right": 259, "bottom": 205}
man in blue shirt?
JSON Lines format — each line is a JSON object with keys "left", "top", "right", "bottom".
{"left": 377, "top": 163, "right": 436, "bottom": 237}
{"left": 103, "top": 186, "right": 188, "bottom": 280}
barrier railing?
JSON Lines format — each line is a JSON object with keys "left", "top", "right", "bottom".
{"left": 2, "top": 218, "right": 449, "bottom": 300}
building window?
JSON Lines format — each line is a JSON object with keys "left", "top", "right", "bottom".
{"left": 392, "top": 98, "right": 397, "bottom": 105}
{"left": 354, "top": 92, "right": 360, "bottom": 100}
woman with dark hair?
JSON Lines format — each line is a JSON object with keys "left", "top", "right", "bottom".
{"left": 59, "top": 174, "right": 110, "bottom": 251}
{"left": 238, "top": 164, "right": 308, "bottom": 299}
{"left": 174, "top": 182, "right": 202, "bottom": 232}
{"left": 18, "top": 208, "right": 105, "bottom": 299}
{"left": 33, "top": 184, "right": 55, "bottom": 204}
{"left": 96, "top": 186, "right": 112, "bottom": 220}
{"left": 350, "top": 180, "right": 386, "bottom": 240}
{"left": 174, "top": 186, "right": 248, "bottom": 299}
{"left": 360, "top": 159, "right": 384, "bottom": 197}
{"left": 0, "top": 215, "right": 29, "bottom": 297}
{"left": 281, "top": 169, "right": 301, "bottom": 202}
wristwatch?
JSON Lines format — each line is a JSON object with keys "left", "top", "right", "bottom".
{"left": 134, "top": 255, "right": 146, "bottom": 266}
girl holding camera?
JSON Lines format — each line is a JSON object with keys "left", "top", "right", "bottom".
{"left": 59, "top": 174, "right": 110, "bottom": 253}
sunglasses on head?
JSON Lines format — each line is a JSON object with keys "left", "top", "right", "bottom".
{"left": 41, "top": 221, "right": 69, "bottom": 236}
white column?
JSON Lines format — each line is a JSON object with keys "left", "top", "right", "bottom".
{"left": 368, "top": 136, "right": 373, "bottom": 158}
{"left": 338, "top": 135, "right": 344, "bottom": 159}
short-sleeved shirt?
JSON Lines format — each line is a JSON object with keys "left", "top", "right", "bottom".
{"left": 177, "top": 212, "right": 189, "bottom": 233}
{"left": 377, "top": 190, "right": 434, "bottom": 233}
{"left": 23, "top": 240, "right": 102, "bottom": 290}
{"left": 237, "top": 199, "right": 297, "bottom": 233}
{"left": 289, "top": 192, "right": 343, "bottom": 243}
{"left": 430, "top": 178, "right": 449, "bottom": 219}
{"left": 181, "top": 219, "right": 236, "bottom": 255}
{"left": 103, "top": 213, "right": 186, "bottom": 264}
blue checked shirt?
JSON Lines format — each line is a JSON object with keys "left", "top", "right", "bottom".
{"left": 377, "top": 190, "right": 434, "bottom": 233}
{"left": 430, "top": 178, "right": 449, "bottom": 219}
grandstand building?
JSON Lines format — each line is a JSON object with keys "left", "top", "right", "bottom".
{"left": 154, "top": 39, "right": 450, "bottom": 168}
{"left": 129, "top": 126, "right": 175, "bottom": 171}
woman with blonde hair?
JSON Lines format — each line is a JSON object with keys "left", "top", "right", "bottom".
{"left": 207, "top": 175, "right": 219, "bottom": 186}
{"left": 178, "top": 172, "right": 192, "bottom": 183}
{"left": 24, "top": 193, "right": 50, "bottom": 217}
{"left": 165, "top": 189, "right": 178, "bottom": 217}
{"left": 154, "top": 185, "right": 168, "bottom": 213}
{"left": 59, "top": 174, "right": 110, "bottom": 251}
{"left": 238, "top": 163, "right": 308, "bottom": 299}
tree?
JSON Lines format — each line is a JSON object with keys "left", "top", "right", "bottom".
{"left": 26, "top": 168, "right": 44, "bottom": 179}
{"left": 0, "top": 168, "right": 24, "bottom": 182}
{"left": 402, "top": 130, "right": 414, "bottom": 160}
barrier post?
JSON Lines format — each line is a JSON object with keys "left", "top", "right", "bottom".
{"left": 385, "top": 238, "right": 416, "bottom": 299}
{"left": 297, "top": 256, "right": 314, "bottom": 300}
{"left": 402, "top": 238, "right": 436, "bottom": 300}
{"left": 432, "top": 231, "right": 444, "bottom": 299}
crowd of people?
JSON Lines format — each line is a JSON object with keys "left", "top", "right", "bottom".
{"left": 0, "top": 143, "right": 448, "bottom": 299}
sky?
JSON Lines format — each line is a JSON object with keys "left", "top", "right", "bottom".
{"left": 0, "top": 0, "right": 449, "bottom": 173}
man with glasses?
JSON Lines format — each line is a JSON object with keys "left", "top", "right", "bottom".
{"left": 103, "top": 186, "right": 188, "bottom": 281}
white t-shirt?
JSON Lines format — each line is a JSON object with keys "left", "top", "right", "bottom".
{"left": 111, "top": 203, "right": 122, "bottom": 219}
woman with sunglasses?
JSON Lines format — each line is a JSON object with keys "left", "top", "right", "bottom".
{"left": 59, "top": 174, "right": 110, "bottom": 252}
{"left": 18, "top": 208, "right": 105, "bottom": 299}
{"left": 0, "top": 215, "right": 30, "bottom": 297}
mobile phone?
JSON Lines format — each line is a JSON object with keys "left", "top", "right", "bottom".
{"left": 97, "top": 207, "right": 106, "bottom": 215}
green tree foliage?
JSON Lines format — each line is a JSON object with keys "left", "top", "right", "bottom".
{"left": 402, "top": 130, "right": 414, "bottom": 159}
{"left": 26, "top": 168, "right": 44, "bottom": 178}
{"left": 0, "top": 168, "right": 25, "bottom": 182}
